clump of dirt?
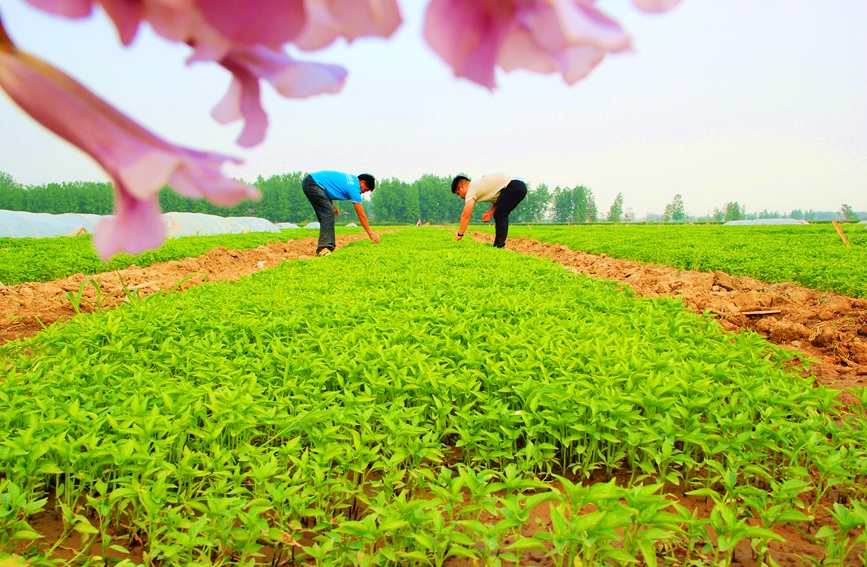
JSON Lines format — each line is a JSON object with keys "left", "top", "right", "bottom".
{"left": 0, "top": 234, "right": 365, "bottom": 345}
{"left": 488, "top": 233, "right": 867, "bottom": 393}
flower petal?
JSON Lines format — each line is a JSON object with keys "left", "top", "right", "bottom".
{"left": 196, "top": 0, "right": 307, "bottom": 49}
{"left": 22, "top": 0, "right": 93, "bottom": 18}
{"left": 98, "top": 0, "right": 143, "bottom": 45}
{"left": 294, "top": 0, "right": 402, "bottom": 51}
{"left": 93, "top": 192, "right": 166, "bottom": 260}
{"left": 423, "top": 0, "right": 515, "bottom": 89}
{"left": 0, "top": 46, "right": 259, "bottom": 258}
{"left": 214, "top": 46, "right": 346, "bottom": 147}
{"left": 631, "top": 0, "right": 682, "bottom": 14}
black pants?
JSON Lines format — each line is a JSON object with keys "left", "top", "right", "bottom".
{"left": 301, "top": 174, "right": 335, "bottom": 253}
{"left": 493, "top": 179, "right": 527, "bottom": 248}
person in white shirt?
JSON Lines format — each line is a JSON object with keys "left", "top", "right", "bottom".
{"left": 451, "top": 173, "right": 527, "bottom": 248}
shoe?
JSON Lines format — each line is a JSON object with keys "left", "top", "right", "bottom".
{"left": 318, "top": 249, "right": 332, "bottom": 257}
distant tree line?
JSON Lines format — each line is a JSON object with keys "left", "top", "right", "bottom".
{"left": 1, "top": 171, "right": 862, "bottom": 224}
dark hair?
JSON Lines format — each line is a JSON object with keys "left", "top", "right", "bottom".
{"left": 357, "top": 173, "right": 376, "bottom": 191}
{"left": 451, "top": 175, "right": 470, "bottom": 194}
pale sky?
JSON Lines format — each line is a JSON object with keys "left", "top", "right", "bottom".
{"left": 1, "top": 1, "right": 865, "bottom": 218}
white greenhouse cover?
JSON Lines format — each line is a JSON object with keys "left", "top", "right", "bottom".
{"left": 162, "top": 212, "right": 278, "bottom": 237}
{"left": 305, "top": 222, "right": 321, "bottom": 229}
{"left": 0, "top": 210, "right": 102, "bottom": 238}
{"left": 723, "top": 219, "right": 810, "bottom": 226}
{"left": 0, "top": 210, "right": 279, "bottom": 239}
{"left": 275, "top": 222, "right": 300, "bottom": 229}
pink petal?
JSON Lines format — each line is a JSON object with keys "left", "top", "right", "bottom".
{"left": 98, "top": 0, "right": 143, "bottom": 45}
{"left": 631, "top": 0, "right": 682, "bottom": 14}
{"left": 196, "top": 0, "right": 307, "bottom": 49}
{"left": 423, "top": 0, "right": 515, "bottom": 89}
{"left": 213, "top": 46, "right": 346, "bottom": 147}
{"left": 424, "top": 0, "right": 633, "bottom": 88}
{"left": 544, "top": 0, "right": 631, "bottom": 52}
{"left": 93, "top": 192, "right": 166, "bottom": 259}
{"left": 0, "top": 47, "right": 259, "bottom": 259}
{"left": 22, "top": 0, "right": 93, "bottom": 18}
{"left": 294, "top": 0, "right": 402, "bottom": 51}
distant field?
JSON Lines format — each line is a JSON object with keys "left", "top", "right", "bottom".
{"left": 497, "top": 223, "right": 867, "bottom": 298}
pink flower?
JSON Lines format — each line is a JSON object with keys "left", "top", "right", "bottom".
{"left": 0, "top": 45, "right": 259, "bottom": 260}
{"left": 213, "top": 46, "right": 348, "bottom": 147}
{"left": 294, "top": 0, "right": 402, "bottom": 51}
{"left": 631, "top": 0, "right": 682, "bottom": 14}
{"left": 424, "top": 0, "right": 682, "bottom": 88}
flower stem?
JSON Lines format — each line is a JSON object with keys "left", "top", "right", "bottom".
{"left": 0, "top": 13, "right": 15, "bottom": 52}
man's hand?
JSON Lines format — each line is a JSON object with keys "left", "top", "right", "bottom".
{"left": 454, "top": 234, "right": 463, "bottom": 241}
{"left": 481, "top": 211, "right": 492, "bottom": 222}
{"left": 333, "top": 206, "right": 340, "bottom": 216}
{"left": 369, "top": 233, "right": 380, "bottom": 244}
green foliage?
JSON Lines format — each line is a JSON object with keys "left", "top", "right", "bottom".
{"left": 2, "top": 228, "right": 865, "bottom": 565}
{"left": 369, "top": 178, "right": 420, "bottom": 224}
{"left": 607, "top": 191, "right": 624, "bottom": 222}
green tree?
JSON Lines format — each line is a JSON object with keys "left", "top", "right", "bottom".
{"left": 551, "top": 186, "right": 573, "bottom": 223}
{"left": 573, "top": 185, "right": 589, "bottom": 223}
{"left": 663, "top": 194, "right": 685, "bottom": 222}
{"left": 0, "top": 171, "right": 25, "bottom": 211}
{"left": 724, "top": 202, "right": 744, "bottom": 221}
{"left": 586, "top": 188, "right": 598, "bottom": 222}
{"left": 840, "top": 204, "right": 860, "bottom": 222}
{"left": 369, "top": 178, "right": 420, "bottom": 224}
{"left": 606, "top": 192, "right": 624, "bottom": 222}
{"left": 416, "top": 173, "right": 462, "bottom": 223}
{"left": 515, "top": 182, "right": 550, "bottom": 223}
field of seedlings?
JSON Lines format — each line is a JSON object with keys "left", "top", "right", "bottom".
{"left": 502, "top": 224, "right": 867, "bottom": 299}
{"left": 2, "top": 226, "right": 867, "bottom": 566}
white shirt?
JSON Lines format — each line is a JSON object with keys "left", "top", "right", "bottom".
{"left": 464, "top": 173, "right": 513, "bottom": 203}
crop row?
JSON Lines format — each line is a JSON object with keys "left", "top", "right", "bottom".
{"left": 0, "top": 227, "right": 364, "bottom": 286}
{"left": 1, "top": 228, "right": 866, "bottom": 565}
{"left": 500, "top": 224, "right": 867, "bottom": 298}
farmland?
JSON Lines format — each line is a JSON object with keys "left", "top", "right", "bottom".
{"left": 2, "top": 226, "right": 866, "bottom": 566}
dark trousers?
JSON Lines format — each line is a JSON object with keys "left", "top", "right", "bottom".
{"left": 493, "top": 179, "right": 527, "bottom": 248}
{"left": 302, "top": 174, "right": 335, "bottom": 253}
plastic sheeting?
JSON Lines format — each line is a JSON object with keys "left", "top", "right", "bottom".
{"left": 723, "top": 219, "right": 810, "bottom": 226}
{"left": 0, "top": 210, "right": 102, "bottom": 238}
{"left": 162, "top": 212, "right": 278, "bottom": 237}
{"left": 276, "top": 222, "right": 301, "bottom": 229}
{"left": 0, "top": 209, "right": 279, "bottom": 239}
{"left": 305, "top": 222, "right": 321, "bottom": 229}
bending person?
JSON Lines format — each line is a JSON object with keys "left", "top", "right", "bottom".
{"left": 451, "top": 173, "right": 527, "bottom": 248}
{"left": 301, "top": 170, "right": 379, "bottom": 256}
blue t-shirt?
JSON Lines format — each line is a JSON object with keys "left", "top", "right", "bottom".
{"left": 310, "top": 171, "right": 363, "bottom": 203}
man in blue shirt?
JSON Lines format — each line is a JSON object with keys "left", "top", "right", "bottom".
{"left": 302, "top": 171, "right": 380, "bottom": 256}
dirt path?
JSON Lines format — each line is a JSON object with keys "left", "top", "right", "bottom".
{"left": 3, "top": 230, "right": 867, "bottom": 395}
{"left": 476, "top": 232, "right": 867, "bottom": 394}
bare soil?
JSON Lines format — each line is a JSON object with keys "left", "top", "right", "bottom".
{"left": 3, "top": 229, "right": 866, "bottom": 566}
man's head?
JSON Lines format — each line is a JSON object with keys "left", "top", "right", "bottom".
{"left": 451, "top": 175, "right": 470, "bottom": 198}
{"left": 357, "top": 173, "right": 376, "bottom": 193}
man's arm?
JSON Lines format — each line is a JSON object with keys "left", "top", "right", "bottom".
{"left": 331, "top": 200, "right": 339, "bottom": 216}
{"left": 455, "top": 199, "right": 476, "bottom": 240}
{"left": 353, "top": 202, "right": 380, "bottom": 243}
{"left": 481, "top": 203, "right": 496, "bottom": 222}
